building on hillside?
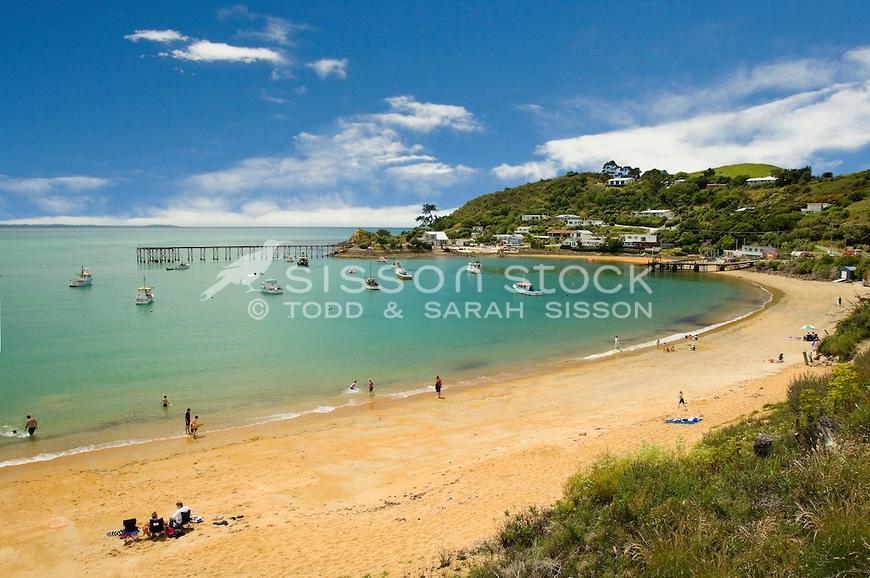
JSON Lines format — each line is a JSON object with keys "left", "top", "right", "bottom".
{"left": 514, "top": 226, "right": 532, "bottom": 235}
{"left": 555, "top": 214, "right": 581, "bottom": 221}
{"left": 421, "top": 231, "right": 450, "bottom": 248}
{"left": 801, "top": 202, "right": 832, "bottom": 214}
{"left": 494, "top": 234, "right": 524, "bottom": 247}
{"left": 705, "top": 183, "right": 728, "bottom": 190}
{"left": 746, "top": 176, "right": 778, "bottom": 186}
{"left": 521, "top": 214, "right": 549, "bottom": 222}
{"left": 619, "top": 233, "right": 659, "bottom": 249}
{"left": 740, "top": 245, "right": 778, "bottom": 259}
{"left": 631, "top": 209, "right": 674, "bottom": 220}
{"left": 577, "top": 218, "right": 605, "bottom": 227}
{"left": 470, "top": 225, "right": 484, "bottom": 239}
{"left": 734, "top": 206, "right": 755, "bottom": 213}
{"left": 606, "top": 177, "right": 635, "bottom": 187}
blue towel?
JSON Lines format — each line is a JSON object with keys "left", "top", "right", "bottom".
{"left": 665, "top": 416, "right": 702, "bottom": 424}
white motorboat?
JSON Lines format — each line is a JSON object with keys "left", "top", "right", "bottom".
{"left": 466, "top": 261, "right": 482, "bottom": 274}
{"left": 377, "top": 256, "right": 387, "bottom": 263}
{"left": 512, "top": 280, "right": 542, "bottom": 296}
{"left": 166, "top": 262, "right": 190, "bottom": 271}
{"left": 395, "top": 265, "right": 413, "bottom": 280}
{"left": 69, "top": 266, "right": 93, "bottom": 287}
{"left": 135, "top": 277, "right": 154, "bottom": 304}
{"left": 260, "top": 279, "right": 283, "bottom": 294}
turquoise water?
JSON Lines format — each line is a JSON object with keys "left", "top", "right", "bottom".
{"left": 0, "top": 227, "right": 766, "bottom": 466}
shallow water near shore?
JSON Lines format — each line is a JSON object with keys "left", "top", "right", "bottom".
{"left": 0, "top": 227, "right": 767, "bottom": 466}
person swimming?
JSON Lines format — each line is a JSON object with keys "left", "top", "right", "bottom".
{"left": 349, "top": 380, "right": 358, "bottom": 391}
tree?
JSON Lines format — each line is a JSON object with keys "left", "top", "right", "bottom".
{"left": 415, "top": 203, "right": 439, "bottom": 227}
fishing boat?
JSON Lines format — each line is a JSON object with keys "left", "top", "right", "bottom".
{"left": 135, "top": 277, "right": 154, "bottom": 304}
{"left": 365, "top": 277, "right": 381, "bottom": 290}
{"left": 297, "top": 256, "right": 309, "bottom": 267}
{"left": 512, "top": 280, "right": 542, "bottom": 296}
{"left": 466, "top": 261, "right": 482, "bottom": 274}
{"left": 260, "top": 279, "right": 283, "bottom": 294}
{"left": 69, "top": 266, "right": 93, "bottom": 287}
{"left": 166, "top": 262, "right": 190, "bottom": 271}
{"left": 395, "top": 265, "right": 413, "bottom": 280}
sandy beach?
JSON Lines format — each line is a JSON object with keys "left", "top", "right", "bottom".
{"left": 0, "top": 271, "right": 865, "bottom": 577}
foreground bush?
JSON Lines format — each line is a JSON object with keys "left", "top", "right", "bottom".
{"left": 466, "top": 350, "right": 870, "bottom": 577}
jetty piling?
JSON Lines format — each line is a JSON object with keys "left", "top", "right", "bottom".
{"left": 137, "top": 243, "right": 341, "bottom": 264}
{"left": 644, "top": 257, "right": 758, "bottom": 273}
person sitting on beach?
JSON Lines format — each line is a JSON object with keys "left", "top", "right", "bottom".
{"left": 170, "top": 502, "right": 191, "bottom": 530}
{"left": 689, "top": 342, "right": 696, "bottom": 351}
{"left": 144, "top": 512, "right": 166, "bottom": 539}
{"left": 189, "top": 416, "right": 201, "bottom": 438}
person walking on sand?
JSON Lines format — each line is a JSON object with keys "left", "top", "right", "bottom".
{"left": 189, "top": 416, "right": 201, "bottom": 439}
{"left": 368, "top": 379, "right": 375, "bottom": 397}
{"left": 614, "top": 335, "right": 620, "bottom": 350}
{"left": 184, "top": 408, "right": 191, "bottom": 434}
{"left": 677, "top": 391, "right": 687, "bottom": 409}
{"left": 161, "top": 395, "right": 170, "bottom": 408}
{"left": 837, "top": 296, "right": 842, "bottom": 307}
{"left": 24, "top": 415, "right": 38, "bottom": 437}
{"left": 435, "top": 375, "right": 443, "bottom": 399}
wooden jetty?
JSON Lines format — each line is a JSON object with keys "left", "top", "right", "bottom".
{"left": 645, "top": 257, "right": 758, "bottom": 273}
{"left": 137, "top": 243, "right": 344, "bottom": 263}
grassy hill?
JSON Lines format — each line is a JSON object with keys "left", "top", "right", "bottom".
{"left": 689, "top": 163, "right": 780, "bottom": 178}
{"left": 433, "top": 168, "right": 870, "bottom": 254}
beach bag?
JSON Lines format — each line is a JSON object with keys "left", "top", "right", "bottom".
{"left": 165, "top": 526, "right": 175, "bottom": 537}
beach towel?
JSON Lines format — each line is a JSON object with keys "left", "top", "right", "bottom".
{"left": 665, "top": 416, "right": 703, "bottom": 425}
{"left": 106, "top": 529, "right": 139, "bottom": 538}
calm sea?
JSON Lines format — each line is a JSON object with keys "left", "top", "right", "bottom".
{"left": 0, "top": 227, "right": 767, "bottom": 466}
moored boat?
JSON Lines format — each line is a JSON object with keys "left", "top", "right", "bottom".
{"left": 135, "top": 277, "right": 154, "bottom": 304}
{"left": 297, "top": 256, "right": 309, "bottom": 267}
{"left": 260, "top": 279, "right": 283, "bottom": 294}
{"left": 69, "top": 266, "right": 93, "bottom": 287}
{"left": 512, "top": 280, "right": 542, "bottom": 296}
{"left": 466, "top": 261, "right": 481, "bottom": 274}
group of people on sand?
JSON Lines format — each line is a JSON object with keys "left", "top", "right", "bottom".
{"left": 140, "top": 501, "right": 193, "bottom": 540}
{"left": 348, "top": 375, "right": 444, "bottom": 399}
{"left": 161, "top": 396, "right": 202, "bottom": 439}
{"left": 654, "top": 335, "right": 699, "bottom": 353}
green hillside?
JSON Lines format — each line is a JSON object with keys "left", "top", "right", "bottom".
{"left": 690, "top": 163, "right": 780, "bottom": 178}
{"left": 433, "top": 168, "right": 870, "bottom": 254}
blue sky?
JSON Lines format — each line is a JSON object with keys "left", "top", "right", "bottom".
{"left": 1, "top": 1, "right": 869, "bottom": 226}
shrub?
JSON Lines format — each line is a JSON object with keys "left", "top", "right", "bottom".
{"left": 787, "top": 373, "right": 828, "bottom": 414}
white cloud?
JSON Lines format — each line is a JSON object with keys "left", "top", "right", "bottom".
{"left": 124, "top": 29, "right": 189, "bottom": 43}
{"left": 496, "top": 81, "right": 870, "bottom": 177}
{"left": 368, "top": 96, "right": 482, "bottom": 133}
{"left": 186, "top": 97, "right": 480, "bottom": 194}
{"left": 491, "top": 161, "right": 559, "bottom": 182}
{"left": 218, "top": 5, "right": 308, "bottom": 46}
{"left": 169, "top": 40, "right": 285, "bottom": 63}
{"left": 0, "top": 175, "right": 110, "bottom": 194}
{"left": 0, "top": 200, "right": 427, "bottom": 228}
{"left": 0, "top": 175, "right": 111, "bottom": 214}
{"left": 306, "top": 58, "right": 348, "bottom": 80}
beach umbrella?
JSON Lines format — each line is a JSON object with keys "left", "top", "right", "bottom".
{"left": 801, "top": 324, "right": 816, "bottom": 330}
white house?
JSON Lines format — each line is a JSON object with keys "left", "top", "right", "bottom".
{"left": 746, "top": 177, "right": 778, "bottom": 186}
{"left": 421, "top": 231, "right": 450, "bottom": 248}
{"left": 619, "top": 233, "right": 659, "bottom": 248}
{"left": 514, "top": 226, "right": 532, "bottom": 235}
{"left": 632, "top": 209, "right": 674, "bottom": 220}
{"left": 521, "top": 214, "right": 549, "bottom": 222}
{"left": 577, "top": 218, "right": 605, "bottom": 227}
{"left": 555, "top": 213, "right": 581, "bottom": 221}
{"left": 740, "top": 245, "right": 778, "bottom": 258}
{"left": 801, "top": 202, "right": 832, "bottom": 214}
{"left": 494, "top": 234, "right": 524, "bottom": 247}
{"left": 606, "top": 177, "right": 635, "bottom": 187}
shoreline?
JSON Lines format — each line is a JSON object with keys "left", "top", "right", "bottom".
{"left": 0, "top": 270, "right": 768, "bottom": 470}
{"left": 0, "top": 272, "right": 865, "bottom": 577}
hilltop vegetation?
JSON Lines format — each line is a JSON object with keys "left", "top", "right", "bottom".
{"left": 458, "top": 302, "right": 870, "bottom": 577}
{"left": 433, "top": 166, "right": 870, "bottom": 255}
{"left": 689, "top": 163, "right": 780, "bottom": 178}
